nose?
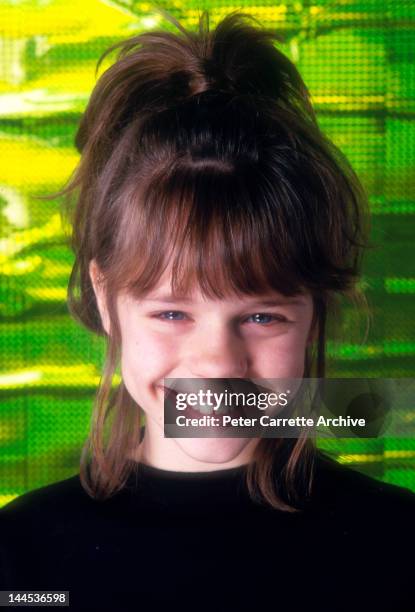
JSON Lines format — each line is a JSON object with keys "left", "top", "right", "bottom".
{"left": 186, "top": 324, "right": 249, "bottom": 379}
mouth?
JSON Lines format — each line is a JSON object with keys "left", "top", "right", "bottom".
{"left": 159, "top": 385, "right": 246, "bottom": 422}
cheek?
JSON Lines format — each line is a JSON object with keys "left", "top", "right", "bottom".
{"left": 119, "top": 330, "right": 175, "bottom": 411}
{"left": 253, "top": 329, "right": 309, "bottom": 378}
{"left": 121, "top": 329, "right": 176, "bottom": 379}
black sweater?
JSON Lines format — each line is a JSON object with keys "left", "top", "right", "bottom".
{"left": 0, "top": 451, "right": 414, "bottom": 612}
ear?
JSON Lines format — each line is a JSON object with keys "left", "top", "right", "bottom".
{"left": 89, "top": 259, "right": 111, "bottom": 335}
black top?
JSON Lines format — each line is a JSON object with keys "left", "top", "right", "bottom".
{"left": 0, "top": 450, "right": 414, "bottom": 612}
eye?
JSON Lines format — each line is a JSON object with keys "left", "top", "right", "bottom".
{"left": 245, "top": 313, "right": 289, "bottom": 325}
{"left": 155, "top": 311, "right": 188, "bottom": 321}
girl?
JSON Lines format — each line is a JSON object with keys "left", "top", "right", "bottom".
{"left": 1, "top": 10, "right": 414, "bottom": 612}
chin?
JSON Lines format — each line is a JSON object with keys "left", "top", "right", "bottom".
{"left": 174, "top": 437, "right": 254, "bottom": 466}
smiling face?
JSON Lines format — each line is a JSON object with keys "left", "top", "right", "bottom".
{"left": 90, "top": 261, "right": 316, "bottom": 472}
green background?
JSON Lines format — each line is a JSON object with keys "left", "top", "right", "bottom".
{"left": 1, "top": 1, "right": 414, "bottom": 507}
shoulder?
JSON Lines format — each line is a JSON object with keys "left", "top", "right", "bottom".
{"left": 0, "top": 474, "right": 91, "bottom": 529}
{"left": 312, "top": 450, "right": 415, "bottom": 518}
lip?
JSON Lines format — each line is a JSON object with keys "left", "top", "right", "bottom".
{"left": 159, "top": 384, "right": 247, "bottom": 423}
{"left": 159, "top": 384, "right": 179, "bottom": 399}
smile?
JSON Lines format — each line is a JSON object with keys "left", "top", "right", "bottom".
{"left": 160, "top": 385, "right": 244, "bottom": 419}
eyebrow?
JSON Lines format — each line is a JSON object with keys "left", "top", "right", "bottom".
{"left": 143, "top": 295, "right": 308, "bottom": 307}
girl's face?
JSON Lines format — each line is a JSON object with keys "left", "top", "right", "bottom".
{"left": 90, "top": 262, "right": 316, "bottom": 471}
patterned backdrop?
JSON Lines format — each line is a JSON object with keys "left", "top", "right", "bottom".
{"left": 1, "top": 0, "right": 414, "bottom": 506}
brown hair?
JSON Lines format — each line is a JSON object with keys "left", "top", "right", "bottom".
{"left": 57, "top": 9, "right": 371, "bottom": 512}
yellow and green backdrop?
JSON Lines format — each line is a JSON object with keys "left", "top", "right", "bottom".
{"left": 1, "top": 1, "right": 414, "bottom": 506}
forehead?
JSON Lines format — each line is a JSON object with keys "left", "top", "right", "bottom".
{"left": 139, "top": 265, "right": 311, "bottom": 307}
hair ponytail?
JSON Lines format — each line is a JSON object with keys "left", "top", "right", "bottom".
{"left": 75, "top": 10, "right": 318, "bottom": 154}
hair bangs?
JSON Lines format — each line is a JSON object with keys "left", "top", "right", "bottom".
{"left": 116, "top": 161, "right": 315, "bottom": 302}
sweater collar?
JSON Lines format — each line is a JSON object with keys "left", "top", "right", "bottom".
{"left": 122, "top": 460, "right": 256, "bottom": 514}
